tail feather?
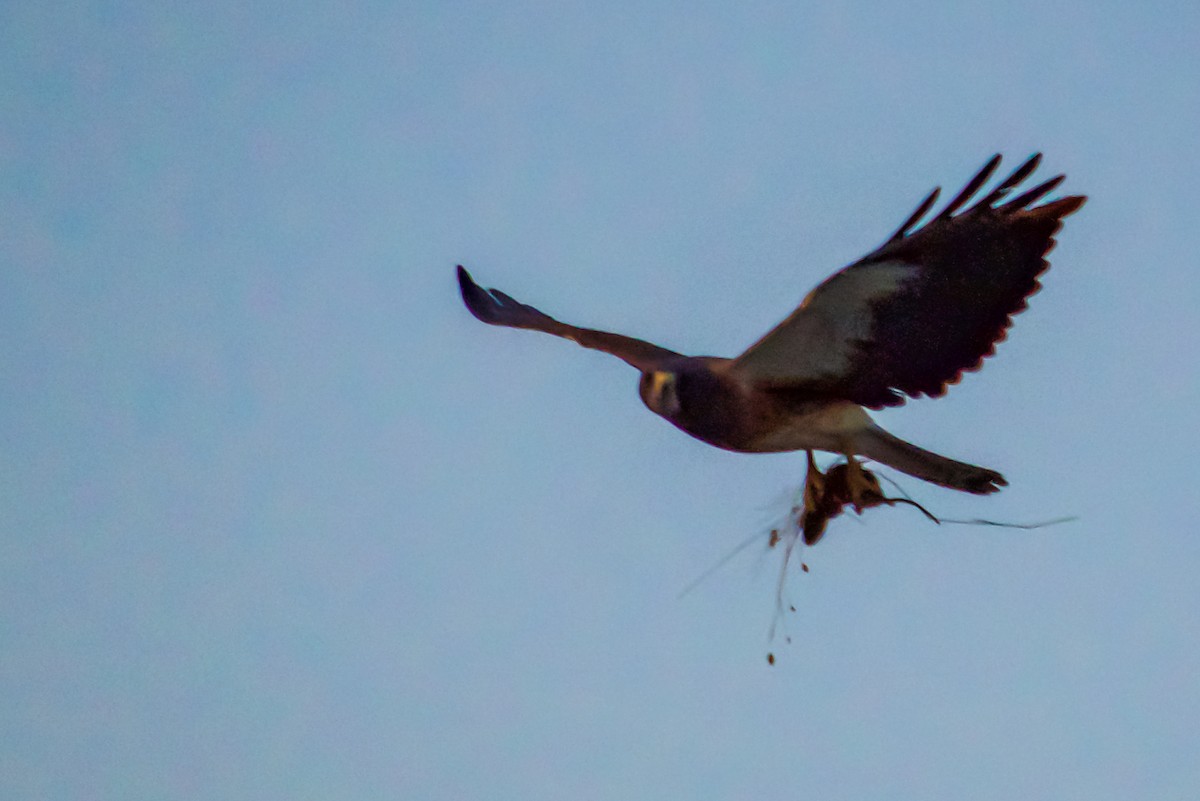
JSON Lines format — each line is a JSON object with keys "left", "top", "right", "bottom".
{"left": 853, "top": 425, "right": 1006, "bottom": 494}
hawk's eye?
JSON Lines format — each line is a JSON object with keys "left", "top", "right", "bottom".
{"left": 638, "top": 371, "right": 681, "bottom": 417}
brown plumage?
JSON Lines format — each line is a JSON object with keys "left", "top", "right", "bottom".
{"left": 739, "top": 154, "right": 1086, "bottom": 408}
{"left": 458, "top": 154, "right": 1087, "bottom": 495}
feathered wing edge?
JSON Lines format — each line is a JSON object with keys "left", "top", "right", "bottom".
{"left": 733, "top": 154, "right": 1087, "bottom": 409}
{"left": 844, "top": 158, "right": 1087, "bottom": 407}
{"left": 456, "top": 266, "right": 683, "bottom": 372}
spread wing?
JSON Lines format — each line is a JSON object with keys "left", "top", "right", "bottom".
{"left": 457, "top": 265, "right": 683, "bottom": 372}
{"left": 731, "top": 154, "right": 1087, "bottom": 409}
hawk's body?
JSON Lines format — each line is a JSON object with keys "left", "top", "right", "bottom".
{"left": 458, "top": 154, "right": 1086, "bottom": 494}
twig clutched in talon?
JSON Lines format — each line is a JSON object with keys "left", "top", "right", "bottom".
{"left": 798, "top": 455, "right": 937, "bottom": 545}
{"left": 681, "top": 453, "right": 1076, "bottom": 656}
{"left": 871, "top": 470, "right": 1079, "bottom": 530}
{"left": 763, "top": 452, "right": 1077, "bottom": 650}
{"left": 942, "top": 515, "right": 1078, "bottom": 529}
{"left": 798, "top": 456, "right": 1075, "bottom": 545}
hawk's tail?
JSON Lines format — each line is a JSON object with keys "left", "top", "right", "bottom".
{"left": 855, "top": 425, "right": 1006, "bottom": 494}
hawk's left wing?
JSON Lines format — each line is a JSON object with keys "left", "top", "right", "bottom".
{"left": 731, "top": 154, "right": 1087, "bottom": 408}
{"left": 457, "top": 266, "right": 684, "bottom": 372}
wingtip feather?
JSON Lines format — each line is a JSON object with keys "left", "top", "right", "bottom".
{"left": 456, "top": 264, "right": 501, "bottom": 324}
{"left": 1047, "top": 194, "right": 1088, "bottom": 217}
{"left": 456, "top": 264, "right": 476, "bottom": 296}
{"left": 934, "top": 154, "right": 1003, "bottom": 221}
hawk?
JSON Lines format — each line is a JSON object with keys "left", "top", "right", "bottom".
{"left": 457, "top": 154, "right": 1085, "bottom": 502}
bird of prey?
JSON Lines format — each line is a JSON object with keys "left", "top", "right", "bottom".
{"left": 457, "top": 154, "right": 1085, "bottom": 503}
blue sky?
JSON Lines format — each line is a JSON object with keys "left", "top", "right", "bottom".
{"left": 3, "top": 1, "right": 1199, "bottom": 799}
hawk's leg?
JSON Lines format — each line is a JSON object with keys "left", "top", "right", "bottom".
{"left": 798, "top": 450, "right": 831, "bottom": 546}
{"left": 802, "top": 450, "right": 826, "bottom": 516}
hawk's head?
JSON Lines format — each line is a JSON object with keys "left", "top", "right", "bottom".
{"left": 637, "top": 364, "right": 746, "bottom": 451}
{"left": 638, "top": 370, "right": 681, "bottom": 418}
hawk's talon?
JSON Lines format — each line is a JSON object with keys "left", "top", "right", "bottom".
{"left": 802, "top": 450, "right": 826, "bottom": 515}
{"left": 843, "top": 455, "right": 883, "bottom": 514}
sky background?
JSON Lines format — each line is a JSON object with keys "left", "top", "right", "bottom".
{"left": 3, "top": 1, "right": 1199, "bottom": 799}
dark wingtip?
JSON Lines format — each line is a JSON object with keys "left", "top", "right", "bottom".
{"left": 935, "top": 154, "right": 1003, "bottom": 221}
{"left": 890, "top": 186, "right": 942, "bottom": 242}
{"left": 456, "top": 264, "right": 473, "bottom": 292}
{"left": 1056, "top": 194, "right": 1088, "bottom": 216}
{"left": 455, "top": 264, "right": 497, "bottom": 324}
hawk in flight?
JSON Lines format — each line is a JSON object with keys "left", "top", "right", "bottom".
{"left": 458, "top": 154, "right": 1085, "bottom": 501}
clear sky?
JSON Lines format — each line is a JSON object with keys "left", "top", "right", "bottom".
{"left": 3, "top": 1, "right": 1199, "bottom": 799}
